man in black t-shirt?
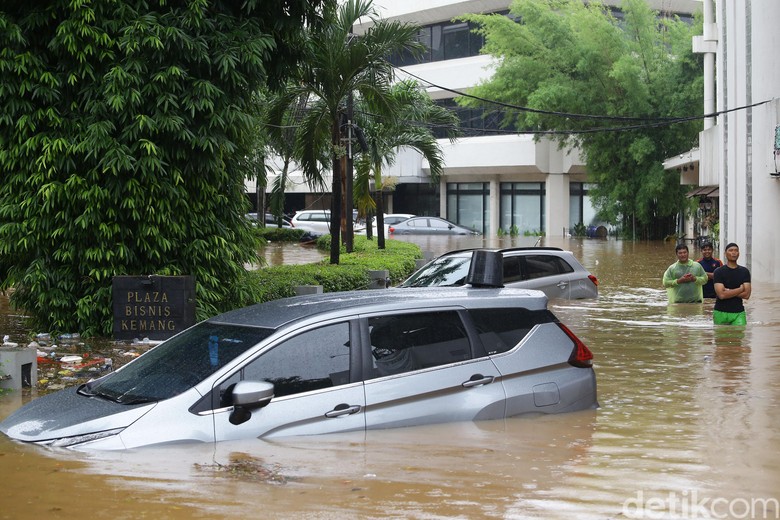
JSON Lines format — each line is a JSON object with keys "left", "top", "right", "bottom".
{"left": 713, "top": 243, "right": 751, "bottom": 325}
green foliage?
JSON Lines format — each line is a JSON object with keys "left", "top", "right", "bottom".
{"left": 353, "top": 80, "right": 460, "bottom": 248}
{"left": 460, "top": 0, "right": 703, "bottom": 239}
{"left": 247, "top": 264, "right": 370, "bottom": 302}
{"left": 571, "top": 222, "right": 587, "bottom": 237}
{"left": 314, "top": 235, "right": 422, "bottom": 284}
{"left": 247, "top": 235, "right": 422, "bottom": 302}
{"left": 0, "top": 0, "right": 327, "bottom": 336}
{"left": 254, "top": 227, "right": 306, "bottom": 243}
{"left": 265, "top": 0, "right": 425, "bottom": 263}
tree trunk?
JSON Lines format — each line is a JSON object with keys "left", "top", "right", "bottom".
{"left": 329, "top": 120, "right": 342, "bottom": 264}
{"left": 376, "top": 189, "right": 386, "bottom": 249}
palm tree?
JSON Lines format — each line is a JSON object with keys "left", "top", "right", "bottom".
{"left": 267, "top": 0, "right": 423, "bottom": 264}
{"left": 262, "top": 88, "right": 329, "bottom": 225}
{"left": 354, "top": 80, "right": 460, "bottom": 248}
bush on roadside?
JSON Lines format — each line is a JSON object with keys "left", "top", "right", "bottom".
{"left": 314, "top": 235, "right": 421, "bottom": 285}
{"left": 241, "top": 235, "right": 423, "bottom": 305}
{"left": 253, "top": 227, "right": 305, "bottom": 242}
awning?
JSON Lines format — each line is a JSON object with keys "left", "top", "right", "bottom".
{"left": 686, "top": 186, "right": 719, "bottom": 197}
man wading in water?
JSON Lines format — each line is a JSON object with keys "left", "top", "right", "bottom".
{"left": 713, "top": 242, "right": 751, "bottom": 325}
{"left": 662, "top": 243, "right": 707, "bottom": 303}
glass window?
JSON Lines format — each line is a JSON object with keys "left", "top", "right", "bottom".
{"left": 367, "top": 311, "right": 471, "bottom": 378}
{"left": 503, "top": 256, "right": 523, "bottom": 283}
{"left": 239, "top": 322, "right": 351, "bottom": 398}
{"left": 85, "top": 323, "right": 272, "bottom": 404}
{"left": 469, "top": 308, "right": 555, "bottom": 355}
{"left": 499, "top": 182, "right": 545, "bottom": 234}
{"left": 447, "top": 183, "right": 489, "bottom": 234}
{"left": 429, "top": 218, "right": 450, "bottom": 230}
{"left": 442, "top": 22, "right": 470, "bottom": 60}
{"left": 569, "top": 182, "right": 600, "bottom": 228}
{"left": 523, "top": 255, "right": 573, "bottom": 280}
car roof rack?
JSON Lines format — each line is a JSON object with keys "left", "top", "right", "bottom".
{"left": 441, "top": 246, "right": 564, "bottom": 256}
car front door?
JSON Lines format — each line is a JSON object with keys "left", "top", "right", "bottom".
{"left": 210, "top": 320, "right": 365, "bottom": 441}
{"left": 361, "top": 309, "right": 505, "bottom": 429}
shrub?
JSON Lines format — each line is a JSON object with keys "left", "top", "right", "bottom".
{"left": 244, "top": 235, "right": 423, "bottom": 305}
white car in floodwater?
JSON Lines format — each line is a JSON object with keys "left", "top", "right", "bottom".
{"left": 0, "top": 253, "right": 597, "bottom": 450}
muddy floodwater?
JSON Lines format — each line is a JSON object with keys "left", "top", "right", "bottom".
{"left": 2, "top": 237, "right": 779, "bottom": 519}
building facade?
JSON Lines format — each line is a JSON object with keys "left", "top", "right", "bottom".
{"left": 252, "top": 0, "right": 701, "bottom": 237}
{"left": 666, "top": 0, "right": 780, "bottom": 282}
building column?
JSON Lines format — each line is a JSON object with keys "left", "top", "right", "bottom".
{"left": 545, "top": 173, "right": 569, "bottom": 237}
{"left": 490, "top": 178, "right": 500, "bottom": 236}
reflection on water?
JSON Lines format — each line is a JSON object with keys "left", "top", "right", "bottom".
{"left": 2, "top": 239, "right": 780, "bottom": 519}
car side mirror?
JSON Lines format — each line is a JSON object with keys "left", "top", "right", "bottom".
{"left": 228, "top": 380, "right": 275, "bottom": 425}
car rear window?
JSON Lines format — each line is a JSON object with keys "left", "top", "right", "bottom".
{"left": 469, "top": 308, "right": 556, "bottom": 354}
{"left": 523, "top": 255, "right": 574, "bottom": 279}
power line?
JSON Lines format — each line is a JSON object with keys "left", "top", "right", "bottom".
{"left": 397, "top": 66, "right": 774, "bottom": 132}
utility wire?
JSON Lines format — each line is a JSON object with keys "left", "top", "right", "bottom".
{"left": 397, "top": 66, "right": 774, "bottom": 132}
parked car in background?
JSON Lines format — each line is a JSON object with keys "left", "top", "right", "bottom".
{"left": 246, "top": 213, "right": 294, "bottom": 228}
{"left": 401, "top": 247, "right": 599, "bottom": 300}
{"left": 383, "top": 213, "right": 415, "bottom": 226}
{"left": 0, "top": 286, "right": 597, "bottom": 450}
{"left": 388, "top": 216, "right": 480, "bottom": 236}
{"left": 291, "top": 210, "right": 366, "bottom": 234}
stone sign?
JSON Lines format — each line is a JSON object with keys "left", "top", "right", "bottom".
{"left": 112, "top": 275, "right": 196, "bottom": 340}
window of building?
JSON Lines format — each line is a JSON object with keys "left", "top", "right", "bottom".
{"left": 447, "top": 183, "right": 490, "bottom": 234}
{"left": 391, "top": 17, "right": 490, "bottom": 66}
{"left": 569, "top": 182, "right": 598, "bottom": 228}
{"left": 434, "top": 99, "right": 510, "bottom": 138}
{"left": 500, "top": 182, "right": 545, "bottom": 234}
{"left": 393, "top": 183, "right": 439, "bottom": 216}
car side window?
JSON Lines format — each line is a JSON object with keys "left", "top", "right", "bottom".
{"left": 469, "top": 308, "right": 556, "bottom": 354}
{"left": 523, "top": 254, "right": 569, "bottom": 279}
{"left": 503, "top": 256, "right": 523, "bottom": 283}
{"left": 233, "top": 322, "right": 351, "bottom": 399}
{"left": 366, "top": 311, "right": 471, "bottom": 378}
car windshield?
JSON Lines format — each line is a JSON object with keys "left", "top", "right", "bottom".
{"left": 81, "top": 323, "right": 273, "bottom": 404}
{"left": 401, "top": 256, "right": 471, "bottom": 287}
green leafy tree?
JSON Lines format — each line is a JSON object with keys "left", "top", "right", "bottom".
{"left": 459, "top": 0, "right": 703, "bottom": 239}
{"left": 354, "top": 80, "right": 460, "bottom": 248}
{"left": 0, "top": 0, "right": 327, "bottom": 335}
{"left": 266, "top": 0, "right": 423, "bottom": 264}
{"left": 261, "top": 87, "right": 330, "bottom": 225}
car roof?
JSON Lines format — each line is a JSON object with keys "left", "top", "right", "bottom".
{"left": 209, "top": 287, "right": 548, "bottom": 330}
{"left": 436, "top": 247, "right": 569, "bottom": 258}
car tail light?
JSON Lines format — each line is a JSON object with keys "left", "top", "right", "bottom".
{"left": 588, "top": 274, "right": 599, "bottom": 286}
{"left": 558, "top": 323, "right": 593, "bottom": 368}
{"left": 388, "top": 226, "right": 395, "bottom": 234}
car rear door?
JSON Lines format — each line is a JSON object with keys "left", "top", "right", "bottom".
{"left": 361, "top": 309, "right": 506, "bottom": 429}
{"left": 209, "top": 319, "right": 366, "bottom": 441}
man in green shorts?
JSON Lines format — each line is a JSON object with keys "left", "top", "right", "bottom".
{"left": 713, "top": 242, "right": 751, "bottom": 325}
{"left": 662, "top": 243, "right": 708, "bottom": 303}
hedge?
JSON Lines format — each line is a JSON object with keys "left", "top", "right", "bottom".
{"left": 242, "top": 235, "right": 423, "bottom": 304}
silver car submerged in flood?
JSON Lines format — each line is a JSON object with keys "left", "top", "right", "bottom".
{"left": 0, "top": 287, "right": 597, "bottom": 450}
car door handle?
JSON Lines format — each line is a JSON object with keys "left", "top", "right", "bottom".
{"left": 556, "top": 281, "right": 569, "bottom": 288}
{"left": 462, "top": 374, "right": 495, "bottom": 387}
{"left": 324, "top": 404, "right": 361, "bottom": 418}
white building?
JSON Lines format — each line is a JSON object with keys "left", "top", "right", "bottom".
{"left": 665, "top": 0, "right": 780, "bottom": 282}
{"left": 253, "top": 0, "right": 702, "bottom": 237}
